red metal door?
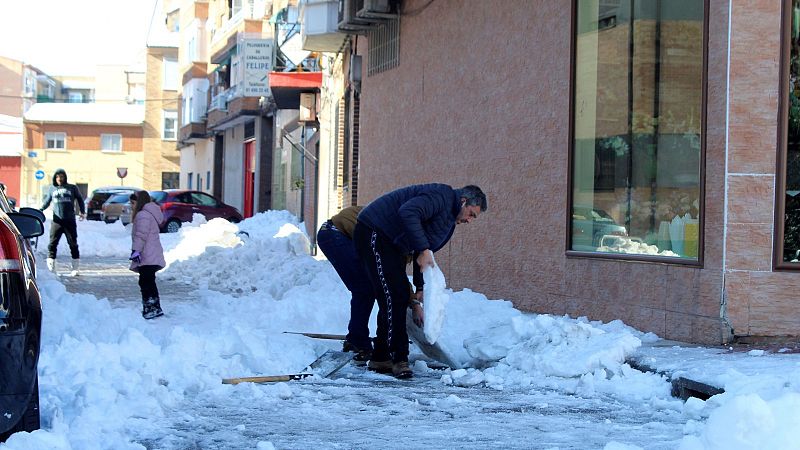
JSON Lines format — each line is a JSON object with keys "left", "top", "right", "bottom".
{"left": 243, "top": 141, "right": 255, "bottom": 218}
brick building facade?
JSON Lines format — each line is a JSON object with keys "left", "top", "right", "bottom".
{"left": 344, "top": 0, "right": 800, "bottom": 344}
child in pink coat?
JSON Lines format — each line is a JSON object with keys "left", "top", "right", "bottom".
{"left": 129, "top": 191, "right": 167, "bottom": 319}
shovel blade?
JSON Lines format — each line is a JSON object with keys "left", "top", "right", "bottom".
{"left": 307, "top": 350, "right": 354, "bottom": 378}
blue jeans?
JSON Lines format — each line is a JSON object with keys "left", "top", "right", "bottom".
{"left": 317, "top": 222, "right": 375, "bottom": 351}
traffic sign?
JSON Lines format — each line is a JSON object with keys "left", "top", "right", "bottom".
{"left": 34, "top": 170, "right": 45, "bottom": 180}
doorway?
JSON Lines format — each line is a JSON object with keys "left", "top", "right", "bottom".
{"left": 243, "top": 140, "right": 255, "bottom": 218}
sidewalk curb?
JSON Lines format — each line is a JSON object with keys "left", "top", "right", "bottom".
{"left": 625, "top": 357, "right": 725, "bottom": 401}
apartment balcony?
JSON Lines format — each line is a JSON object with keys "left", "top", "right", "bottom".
{"left": 179, "top": 121, "right": 208, "bottom": 143}
{"left": 206, "top": 86, "right": 261, "bottom": 131}
{"left": 300, "top": 0, "right": 347, "bottom": 52}
{"left": 210, "top": 19, "right": 267, "bottom": 64}
{"left": 269, "top": 72, "right": 322, "bottom": 109}
{"left": 192, "top": 1, "right": 208, "bottom": 20}
{"left": 182, "top": 62, "right": 209, "bottom": 86}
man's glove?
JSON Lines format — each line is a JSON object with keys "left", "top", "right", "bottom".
{"left": 129, "top": 250, "right": 141, "bottom": 264}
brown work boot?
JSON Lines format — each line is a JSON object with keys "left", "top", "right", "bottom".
{"left": 392, "top": 361, "right": 413, "bottom": 379}
{"left": 367, "top": 359, "right": 393, "bottom": 374}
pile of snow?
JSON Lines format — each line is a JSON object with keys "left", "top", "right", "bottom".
{"left": 5, "top": 209, "right": 800, "bottom": 448}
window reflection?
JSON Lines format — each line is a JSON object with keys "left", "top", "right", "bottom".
{"left": 571, "top": 0, "right": 704, "bottom": 259}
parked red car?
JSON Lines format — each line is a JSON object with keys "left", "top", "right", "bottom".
{"left": 148, "top": 190, "right": 243, "bottom": 233}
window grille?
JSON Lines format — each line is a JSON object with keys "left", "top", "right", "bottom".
{"left": 367, "top": 18, "right": 399, "bottom": 76}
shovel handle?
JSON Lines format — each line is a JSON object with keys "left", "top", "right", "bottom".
{"left": 222, "top": 373, "right": 312, "bottom": 384}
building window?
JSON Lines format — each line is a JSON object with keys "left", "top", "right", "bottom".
{"left": 68, "top": 92, "right": 83, "bottom": 103}
{"left": 367, "top": 18, "right": 399, "bottom": 76}
{"left": 206, "top": 171, "right": 211, "bottom": 190}
{"left": 228, "top": 0, "right": 243, "bottom": 18}
{"left": 162, "top": 172, "right": 180, "bottom": 189}
{"left": 163, "top": 58, "right": 178, "bottom": 91}
{"left": 24, "top": 74, "right": 35, "bottom": 96}
{"left": 188, "top": 97, "right": 194, "bottom": 122}
{"left": 101, "top": 134, "right": 122, "bottom": 152}
{"left": 45, "top": 132, "right": 66, "bottom": 150}
{"left": 188, "top": 35, "right": 197, "bottom": 63}
{"left": 569, "top": 0, "right": 705, "bottom": 260}
{"left": 188, "top": 172, "right": 193, "bottom": 189}
{"left": 779, "top": 0, "right": 800, "bottom": 266}
{"left": 163, "top": 110, "right": 178, "bottom": 140}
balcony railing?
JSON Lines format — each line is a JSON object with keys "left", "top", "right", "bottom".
{"left": 209, "top": 85, "right": 239, "bottom": 112}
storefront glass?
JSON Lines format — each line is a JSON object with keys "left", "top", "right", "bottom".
{"left": 571, "top": 0, "right": 705, "bottom": 259}
{"left": 782, "top": 0, "right": 800, "bottom": 263}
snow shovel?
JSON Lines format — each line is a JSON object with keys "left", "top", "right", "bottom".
{"left": 406, "top": 310, "right": 462, "bottom": 369}
{"left": 283, "top": 331, "right": 348, "bottom": 340}
{"left": 222, "top": 350, "right": 354, "bottom": 385}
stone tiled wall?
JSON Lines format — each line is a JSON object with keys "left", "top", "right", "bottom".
{"left": 356, "top": 0, "right": 752, "bottom": 344}
{"left": 724, "top": 0, "right": 799, "bottom": 337}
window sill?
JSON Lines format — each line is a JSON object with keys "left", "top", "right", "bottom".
{"left": 101, "top": 150, "right": 123, "bottom": 154}
{"left": 565, "top": 250, "right": 702, "bottom": 267}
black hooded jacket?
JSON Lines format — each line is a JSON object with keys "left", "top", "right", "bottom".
{"left": 40, "top": 169, "right": 85, "bottom": 223}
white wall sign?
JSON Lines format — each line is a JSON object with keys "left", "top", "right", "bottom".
{"left": 241, "top": 39, "right": 273, "bottom": 97}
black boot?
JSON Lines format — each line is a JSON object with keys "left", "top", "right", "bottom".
{"left": 142, "top": 297, "right": 164, "bottom": 319}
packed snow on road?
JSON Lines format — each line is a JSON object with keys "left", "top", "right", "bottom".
{"left": 2, "top": 211, "right": 799, "bottom": 449}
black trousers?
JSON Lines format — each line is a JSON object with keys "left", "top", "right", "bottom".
{"left": 138, "top": 265, "right": 160, "bottom": 302}
{"left": 353, "top": 223, "right": 411, "bottom": 363}
{"left": 48, "top": 220, "right": 79, "bottom": 259}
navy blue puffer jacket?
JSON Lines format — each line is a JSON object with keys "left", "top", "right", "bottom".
{"left": 357, "top": 183, "right": 461, "bottom": 254}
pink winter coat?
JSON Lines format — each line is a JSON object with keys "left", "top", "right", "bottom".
{"left": 129, "top": 202, "right": 166, "bottom": 272}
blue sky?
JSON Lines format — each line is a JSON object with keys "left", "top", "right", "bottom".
{"left": 0, "top": 0, "right": 156, "bottom": 75}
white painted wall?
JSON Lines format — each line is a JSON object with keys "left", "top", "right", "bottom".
{"left": 222, "top": 125, "right": 245, "bottom": 210}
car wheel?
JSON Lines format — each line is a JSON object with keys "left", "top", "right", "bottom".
{"left": 166, "top": 219, "right": 181, "bottom": 233}
{"left": 228, "top": 217, "right": 241, "bottom": 224}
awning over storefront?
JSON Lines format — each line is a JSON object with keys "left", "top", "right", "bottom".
{"left": 269, "top": 72, "right": 322, "bottom": 109}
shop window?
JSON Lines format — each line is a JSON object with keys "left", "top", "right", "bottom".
{"left": 569, "top": 0, "right": 705, "bottom": 260}
{"left": 45, "top": 132, "right": 66, "bottom": 150}
{"left": 778, "top": 0, "right": 800, "bottom": 266}
{"left": 101, "top": 134, "right": 122, "bottom": 152}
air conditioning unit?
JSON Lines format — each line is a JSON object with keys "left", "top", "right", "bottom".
{"left": 356, "top": 0, "right": 395, "bottom": 21}
{"left": 337, "top": 0, "right": 374, "bottom": 34}
{"left": 299, "top": 92, "right": 317, "bottom": 122}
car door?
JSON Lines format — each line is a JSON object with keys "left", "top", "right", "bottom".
{"left": 171, "top": 192, "right": 194, "bottom": 222}
{"left": 190, "top": 192, "right": 222, "bottom": 220}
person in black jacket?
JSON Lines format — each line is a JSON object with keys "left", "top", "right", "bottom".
{"left": 40, "top": 168, "right": 85, "bottom": 275}
{"left": 353, "top": 183, "right": 487, "bottom": 378}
